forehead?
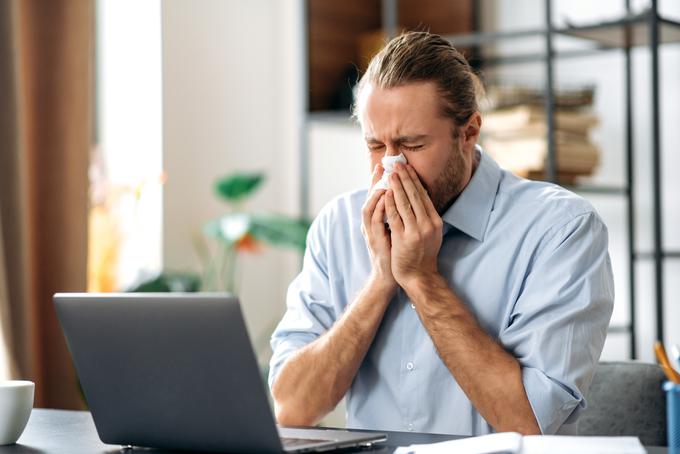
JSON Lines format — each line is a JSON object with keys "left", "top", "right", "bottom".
{"left": 357, "top": 81, "right": 445, "bottom": 137}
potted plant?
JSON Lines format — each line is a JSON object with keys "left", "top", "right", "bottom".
{"left": 129, "top": 171, "right": 310, "bottom": 294}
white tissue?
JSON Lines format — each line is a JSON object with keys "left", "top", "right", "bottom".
{"left": 372, "top": 153, "right": 408, "bottom": 192}
{"left": 371, "top": 153, "right": 408, "bottom": 224}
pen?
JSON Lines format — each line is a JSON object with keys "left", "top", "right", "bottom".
{"left": 654, "top": 341, "right": 680, "bottom": 384}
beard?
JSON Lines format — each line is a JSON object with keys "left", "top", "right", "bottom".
{"left": 422, "top": 143, "right": 468, "bottom": 214}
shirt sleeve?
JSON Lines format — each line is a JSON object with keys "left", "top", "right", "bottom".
{"left": 268, "top": 209, "right": 338, "bottom": 390}
{"left": 498, "top": 211, "right": 614, "bottom": 435}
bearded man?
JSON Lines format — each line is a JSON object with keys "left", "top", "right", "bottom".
{"left": 269, "top": 31, "right": 614, "bottom": 436}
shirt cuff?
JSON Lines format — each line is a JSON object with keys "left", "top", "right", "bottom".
{"left": 522, "top": 366, "right": 583, "bottom": 434}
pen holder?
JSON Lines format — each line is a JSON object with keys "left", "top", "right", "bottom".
{"left": 666, "top": 381, "right": 680, "bottom": 454}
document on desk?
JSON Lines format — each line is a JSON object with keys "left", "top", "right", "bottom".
{"left": 394, "top": 432, "right": 646, "bottom": 454}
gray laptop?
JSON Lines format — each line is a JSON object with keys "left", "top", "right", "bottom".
{"left": 54, "top": 293, "right": 387, "bottom": 453}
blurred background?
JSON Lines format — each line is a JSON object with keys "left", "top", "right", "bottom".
{"left": 0, "top": 0, "right": 679, "bottom": 426}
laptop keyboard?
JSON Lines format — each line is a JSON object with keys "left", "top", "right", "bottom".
{"left": 281, "top": 436, "right": 332, "bottom": 449}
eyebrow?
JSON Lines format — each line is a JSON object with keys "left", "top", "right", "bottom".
{"left": 365, "top": 134, "right": 428, "bottom": 143}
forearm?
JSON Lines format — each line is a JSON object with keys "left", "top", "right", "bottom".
{"left": 272, "top": 277, "right": 395, "bottom": 426}
{"left": 406, "top": 275, "right": 540, "bottom": 435}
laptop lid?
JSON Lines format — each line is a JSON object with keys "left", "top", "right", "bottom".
{"left": 54, "top": 293, "right": 385, "bottom": 453}
{"left": 55, "top": 293, "right": 284, "bottom": 453}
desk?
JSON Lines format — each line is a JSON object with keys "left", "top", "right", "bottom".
{"left": 2, "top": 409, "right": 669, "bottom": 454}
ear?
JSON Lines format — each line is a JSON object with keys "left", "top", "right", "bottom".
{"left": 463, "top": 111, "right": 482, "bottom": 146}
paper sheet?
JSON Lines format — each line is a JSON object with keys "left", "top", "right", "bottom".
{"left": 394, "top": 433, "right": 646, "bottom": 454}
{"left": 522, "top": 435, "right": 646, "bottom": 454}
{"left": 394, "top": 432, "right": 522, "bottom": 454}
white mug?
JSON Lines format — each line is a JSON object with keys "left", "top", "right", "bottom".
{"left": 0, "top": 381, "right": 34, "bottom": 445}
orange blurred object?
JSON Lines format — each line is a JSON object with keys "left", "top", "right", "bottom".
{"left": 654, "top": 340, "right": 680, "bottom": 384}
{"left": 235, "top": 233, "right": 262, "bottom": 253}
{"left": 87, "top": 204, "right": 120, "bottom": 292}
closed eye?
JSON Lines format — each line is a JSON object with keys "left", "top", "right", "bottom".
{"left": 402, "top": 144, "right": 424, "bottom": 151}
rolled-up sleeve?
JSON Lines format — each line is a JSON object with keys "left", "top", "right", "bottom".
{"left": 268, "top": 210, "right": 337, "bottom": 389}
{"left": 499, "top": 212, "right": 614, "bottom": 434}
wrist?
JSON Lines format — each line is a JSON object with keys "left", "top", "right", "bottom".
{"left": 367, "top": 273, "right": 398, "bottom": 299}
{"left": 404, "top": 273, "right": 471, "bottom": 320}
{"left": 402, "top": 272, "right": 446, "bottom": 300}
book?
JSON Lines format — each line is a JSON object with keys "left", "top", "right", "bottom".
{"left": 523, "top": 170, "right": 592, "bottom": 186}
{"left": 483, "top": 105, "right": 599, "bottom": 134}
{"left": 483, "top": 84, "right": 596, "bottom": 110}
{"left": 482, "top": 125, "right": 589, "bottom": 142}
{"left": 394, "top": 432, "right": 646, "bottom": 454}
{"left": 483, "top": 136, "right": 600, "bottom": 174}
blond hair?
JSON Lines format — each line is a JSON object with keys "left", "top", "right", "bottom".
{"left": 354, "top": 31, "right": 484, "bottom": 132}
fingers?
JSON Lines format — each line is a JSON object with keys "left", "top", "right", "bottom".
{"left": 384, "top": 189, "right": 403, "bottom": 232}
{"left": 372, "top": 194, "right": 387, "bottom": 230}
{"left": 362, "top": 187, "right": 385, "bottom": 233}
{"left": 405, "top": 164, "right": 439, "bottom": 219}
{"left": 389, "top": 171, "right": 417, "bottom": 228}
{"left": 395, "top": 164, "right": 428, "bottom": 221}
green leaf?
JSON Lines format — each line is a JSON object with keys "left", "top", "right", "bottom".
{"left": 248, "top": 213, "right": 311, "bottom": 252}
{"left": 204, "top": 212, "right": 311, "bottom": 252}
{"left": 126, "top": 271, "right": 201, "bottom": 292}
{"left": 215, "top": 172, "right": 265, "bottom": 202}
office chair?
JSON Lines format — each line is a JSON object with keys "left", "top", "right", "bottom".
{"left": 578, "top": 361, "right": 667, "bottom": 446}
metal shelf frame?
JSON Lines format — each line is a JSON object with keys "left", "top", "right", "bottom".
{"left": 445, "top": 7, "right": 680, "bottom": 57}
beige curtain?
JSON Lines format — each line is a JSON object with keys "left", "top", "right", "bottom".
{"left": 0, "top": 0, "right": 93, "bottom": 409}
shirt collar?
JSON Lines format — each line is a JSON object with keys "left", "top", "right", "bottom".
{"left": 440, "top": 145, "right": 501, "bottom": 241}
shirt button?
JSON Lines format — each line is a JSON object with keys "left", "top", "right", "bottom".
{"left": 406, "top": 362, "right": 414, "bottom": 371}
{"left": 407, "top": 423, "right": 414, "bottom": 431}
{"left": 410, "top": 303, "right": 416, "bottom": 309}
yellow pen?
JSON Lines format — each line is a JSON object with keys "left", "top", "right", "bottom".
{"left": 654, "top": 341, "right": 680, "bottom": 384}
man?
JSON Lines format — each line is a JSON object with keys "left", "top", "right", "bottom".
{"left": 269, "top": 31, "right": 613, "bottom": 436}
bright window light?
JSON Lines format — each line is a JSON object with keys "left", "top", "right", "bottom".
{"left": 90, "top": 0, "right": 163, "bottom": 291}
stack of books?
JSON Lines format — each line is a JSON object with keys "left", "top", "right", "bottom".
{"left": 480, "top": 84, "right": 600, "bottom": 185}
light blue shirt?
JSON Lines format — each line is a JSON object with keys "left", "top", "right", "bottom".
{"left": 269, "top": 148, "right": 614, "bottom": 436}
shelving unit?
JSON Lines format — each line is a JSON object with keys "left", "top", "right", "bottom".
{"left": 300, "top": 0, "right": 680, "bottom": 358}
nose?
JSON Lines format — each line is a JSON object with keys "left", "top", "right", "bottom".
{"left": 385, "top": 143, "right": 399, "bottom": 157}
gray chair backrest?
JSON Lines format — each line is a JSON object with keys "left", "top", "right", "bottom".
{"left": 578, "top": 361, "right": 667, "bottom": 446}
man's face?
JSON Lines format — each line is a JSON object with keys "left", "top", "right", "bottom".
{"left": 357, "top": 81, "right": 475, "bottom": 213}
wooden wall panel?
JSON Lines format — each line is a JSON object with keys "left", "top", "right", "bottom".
{"left": 308, "top": 0, "right": 475, "bottom": 112}
{"left": 308, "top": 0, "right": 381, "bottom": 111}
{"left": 399, "top": 0, "right": 474, "bottom": 36}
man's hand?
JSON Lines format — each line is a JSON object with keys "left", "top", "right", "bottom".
{"left": 384, "top": 163, "right": 443, "bottom": 291}
{"left": 272, "top": 165, "right": 401, "bottom": 425}
{"left": 362, "top": 164, "right": 397, "bottom": 292}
